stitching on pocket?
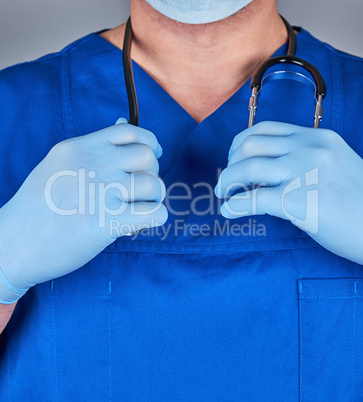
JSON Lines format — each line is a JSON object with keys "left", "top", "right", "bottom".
{"left": 299, "top": 293, "right": 303, "bottom": 402}
{"left": 299, "top": 279, "right": 360, "bottom": 401}
{"left": 108, "top": 280, "right": 112, "bottom": 402}
{"left": 51, "top": 280, "right": 59, "bottom": 402}
{"left": 352, "top": 294, "right": 357, "bottom": 402}
{"left": 300, "top": 296, "right": 363, "bottom": 299}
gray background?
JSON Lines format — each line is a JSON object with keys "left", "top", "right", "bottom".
{"left": 0, "top": 0, "right": 362, "bottom": 70}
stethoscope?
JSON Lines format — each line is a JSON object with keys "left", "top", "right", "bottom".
{"left": 122, "top": 15, "right": 326, "bottom": 129}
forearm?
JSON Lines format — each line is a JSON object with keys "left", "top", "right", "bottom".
{"left": 0, "top": 302, "right": 16, "bottom": 334}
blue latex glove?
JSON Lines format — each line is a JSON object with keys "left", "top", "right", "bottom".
{"left": 215, "top": 121, "right": 363, "bottom": 264}
{"left": 0, "top": 119, "right": 167, "bottom": 303}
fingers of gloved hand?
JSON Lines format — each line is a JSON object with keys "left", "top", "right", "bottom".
{"left": 215, "top": 157, "right": 288, "bottom": 198}
{"left": 112, "top": 119, "right": 162, "bottom": 158}
{"left": 107, "top": 202, "right": 168, "bottom": 238}
{"left": 228, "top": 121, "right": 295, "bottom": 159}
{"left": 220, "top": 186, "right": 287, "bottom": 221}
{"left": 115, "top": 118, "right": 128, "bottom": 124}
{"left": 85, "top": 120, "right": 162, "bottom": 158}
{"left": 114, "top": 143, "right": 160, "bottom": 174}
{"left": 228, "top": 134, "right": 290, "bottom": 166}
{"left": 120, "top": 172, "right": 166, "bottom": 203}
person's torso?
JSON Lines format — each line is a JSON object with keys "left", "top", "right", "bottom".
{"left": 1, "top": 28, "right": 363, "bottom": 401}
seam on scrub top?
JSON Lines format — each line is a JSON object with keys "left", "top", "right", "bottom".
{"left": 337, "top": 54, "right": 343, "bottom": 137}
{"left": 329, "top": 48, "right": 343, "bottom": 136}
{"left": 51, "top": 281, "right": 59, "bottom": 402}
{"left": 113, "top": 236, "right": 315, "bottom": 246}
{"left": 103, "top": 235, "right": 318, "bottom": 253}
{"left": 299, "top": 296, "right": 363, "bottom": 299}
{"left": 108, "top": 281, "right": 112, "bottom": 402}
{"left": 117, "top": 235, "right": 313, "bottom": 245}
{"left": 105, "top": 242, "right": 319, "bottom": 254}
{"left": 322, "top": 42, "right": 363, "bottom": 62}
{"left": 10, "top": 34, "right": 98, "bottom": 66}
{"left": 352, "top": 295, "right": 357, "bottom": 402}
{"left": 59, "top": 55, "right": 67, "bottom": 140}
{"left": 304, "top": 29, "right": 363, "bottom": 63}
{"left": 60, "top": 52, "right": 76, "bottom": 140}
{"left": 66, "top": 34, "right": 117, "bottom": 58}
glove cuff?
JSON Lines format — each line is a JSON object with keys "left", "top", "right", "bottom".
{"left": 0, "top": 265, "right": 28, "bottom": 304}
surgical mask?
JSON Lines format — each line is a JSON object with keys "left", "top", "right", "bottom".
{"left": 144, "top": 0, "right": 254, "bottom": 24}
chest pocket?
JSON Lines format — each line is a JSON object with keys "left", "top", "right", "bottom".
{"left": 298, "top": 278, "right": 363, "bottom": 401}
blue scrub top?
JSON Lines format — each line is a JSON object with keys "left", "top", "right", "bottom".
{"left": 0, "top": 27, "right": 363, "bottom": 401}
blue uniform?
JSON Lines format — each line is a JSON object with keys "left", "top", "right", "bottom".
{"left": 0, "top": 27, "right": 363, "bottom": 401}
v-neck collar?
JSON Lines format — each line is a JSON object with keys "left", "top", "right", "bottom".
{"left": 68, "top": 27, "right": 336, "bottom": 179}
{"left": 90, "top": 28, "right": 294, "bottom": 126}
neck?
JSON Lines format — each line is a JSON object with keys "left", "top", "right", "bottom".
{"left": 101, "top": 0, "right": 287, "bottom": 123}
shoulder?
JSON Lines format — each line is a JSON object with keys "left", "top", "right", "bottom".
{"left": 295, "top": 28, "right": 363, "bottom": 151}
{"left": 0, "top": 33, "right": 113, "bottom": 205}
{"left": 0, "top": 32, "right": 114, "bottom": 140}
{"left": 0, "top": 33, "right": 103, "bottom": 95}
{"left": 0, "top": 33, "right": 110, "bottom": 186}
{"left": 298, "top": 28, "right": 363, "bottom": 112}
{"left": 299, "top": 28, "right": 363, "bottom": 81}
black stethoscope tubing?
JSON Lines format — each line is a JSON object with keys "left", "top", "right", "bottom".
{"left": 122, "top": 18, "right": 139, "bottom": 126}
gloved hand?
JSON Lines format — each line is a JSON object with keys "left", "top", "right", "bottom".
{"left": 0, "top": 119, "right": 167, "bottom": 303}
{"left": 215, "top": 121, "right": 363, "bottom": 264}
